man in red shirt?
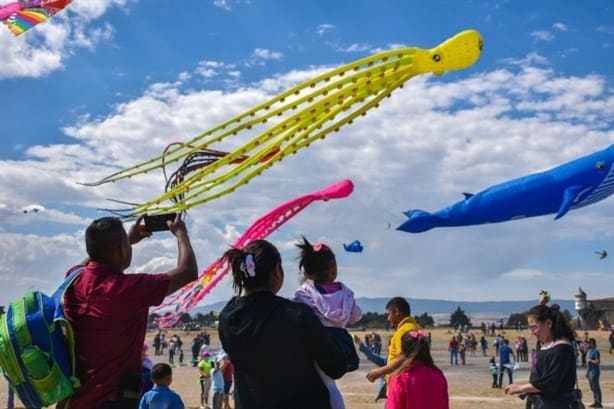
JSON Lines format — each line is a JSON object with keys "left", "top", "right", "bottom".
{"left": 61, "top": 214, "right": 197, "bottom": 409}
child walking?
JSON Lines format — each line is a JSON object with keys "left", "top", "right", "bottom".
{"left": 489, "top": 357, "right": 499, "bottom": 388}
{"left": 139, "top": 363, "right": 185, "bottom": 409}
{"left": 386, "top": 330, "right": 449, "bottom": 409}
{"left": 293, "top": 236, "right": 362, "bottom": 409}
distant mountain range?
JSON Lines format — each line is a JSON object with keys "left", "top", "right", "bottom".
{"left": 188, "top": 297, "right": 576, "bottom": 322}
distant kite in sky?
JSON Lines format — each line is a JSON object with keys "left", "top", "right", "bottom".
{"left": 154, "top": 179, "right": 354, "bottom": 328}
{"left": 398, "top": 144, "right": 614, "bottom": 233}
{"left": 595, "top": 250, "right": 608, "bottom": 259}
{"left": 343, "top": 240, "right": 363, "bottom": 253}
{"left": 0, "top": 0, "right": 71, "bottom": 36}
{"left": 21, "top": 204, "right": 43, "bottom": 213}
{"left": 84, "top": 29, "right": 483, "bottom": 218}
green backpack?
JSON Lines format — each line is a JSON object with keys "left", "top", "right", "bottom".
{"left": 0, "top": 267, "right": 83, "bottom": 407}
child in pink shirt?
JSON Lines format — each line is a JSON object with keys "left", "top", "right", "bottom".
{"left": 386, "top": 329, "right": 449, "bottom": 409}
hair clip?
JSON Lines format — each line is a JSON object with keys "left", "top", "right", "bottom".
{"left": 409, "top": 329, "right": 426, "bottom": 338}
{"left": 240, "top": 254, "right": 256, "bottom": 278}
{"left": 313, "top": 243, "right": 325, "bottom": 252}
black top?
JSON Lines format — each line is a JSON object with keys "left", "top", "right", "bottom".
{"left": 530, "top": 342, "right": 576, "bottom": 399}
{"left": 218, "top": 291, "right": 347, "bottom": 409}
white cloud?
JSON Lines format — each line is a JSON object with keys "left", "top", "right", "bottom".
{"left": 252, "top": 48, "right": 283, "bottom": 60}
{"left": 553, "top": 22, "right": 568, "bottom": 32}
{"left": 530, "top": 30, "right": 555, "bottom": 42}
{"left": 501, "top": 52, "right": 550, "bottom": 67}
{"left": 336, "top": 43, "right": 372, "bottom": 53}
{"left": 213, "top": 0, "right": 231, "bottom": 11}
{"left": 195, "top": 60, "right": 238, "bottom": 79}
{"left": 502, "top": 269, "right": 545, "bottom": 279}
{"left": 315, "top": 24, "right": 335, "bottom": 36}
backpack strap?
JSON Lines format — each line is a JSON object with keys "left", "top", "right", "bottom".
{"left": 51, "top": 266, "right": 85, "bottom": 391}
{"left": 51, "top": 267, "right": 85, "bottom": 303}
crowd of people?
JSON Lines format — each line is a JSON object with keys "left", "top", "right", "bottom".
{"left": 2, "top": 215, "right": 611, "bottom": 409}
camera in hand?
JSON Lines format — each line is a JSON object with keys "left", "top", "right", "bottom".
{"left": 144, "top": 213, "right": 177, "bottom": 232}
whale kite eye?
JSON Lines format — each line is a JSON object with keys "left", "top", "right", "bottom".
{"left": 432, "top": 54, "right": 441, "bottom": 62}
{"left": 596, "top": 161, "right": 605, "bottom": 170}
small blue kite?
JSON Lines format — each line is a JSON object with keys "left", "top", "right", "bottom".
{"left": 343, "top": 240, "right": 364, "bottom": 252}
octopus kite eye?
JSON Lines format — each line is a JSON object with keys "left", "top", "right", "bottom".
{"left": 432, "top": 54, "right": 441, "bottom": 62}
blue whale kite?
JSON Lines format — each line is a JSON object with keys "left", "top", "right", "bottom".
{"left": 398, "top": 144, "right": 614, "bottom": 233}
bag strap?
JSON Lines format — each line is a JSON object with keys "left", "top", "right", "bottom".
{"left": 51, "top": 266, "right": 85, "bottom": 302}
{"left": 51, "top": 266, "right": 85, "bottom": 390}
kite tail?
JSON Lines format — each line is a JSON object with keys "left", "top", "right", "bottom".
{"left": 396, "top": 210, "right": 445, "bottom": 233}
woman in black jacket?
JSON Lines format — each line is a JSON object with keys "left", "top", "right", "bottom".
{"left": 218, "top": 240, "right": 348, "bottom": 409}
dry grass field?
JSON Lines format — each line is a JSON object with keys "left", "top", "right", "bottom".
{"left": 2, "top": 328, "right": 612, "bottom": 408}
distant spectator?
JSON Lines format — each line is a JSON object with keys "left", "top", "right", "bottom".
{"left": 488, "top": 357, "right": 498, "bottom": 388}
{"left": 586, "top": 338, "right": 602, "bottom": 408}
{"left": 448, "top": 337, "right": 459, "bottom": 366}
{"left": 480, "top": 335, "right": 488, "bottom": 357}
{"left": 220, "top": 354, "right": 234, "bottom": 409}
{"left": 141, "top": 343, "right": 154, "bottom": 395}
{"left": 498, "top": 339, "right": 515, "bottom": 388}
{"left": 198, "top": 352, "right": 213, "bottom": 408}
{"left": 191, "top": 335, "right": 203, "bottom": 367}
{"left": 211, "top": 355, "right": 225, "bottom": 409}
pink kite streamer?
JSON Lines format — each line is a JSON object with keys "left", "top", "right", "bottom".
{"left": 155, "top": 179, "right": 354, "bottom": 328}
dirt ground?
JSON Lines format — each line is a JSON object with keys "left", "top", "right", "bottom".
{"left": 2, "top": 328, "right": 612, "bottom": 408}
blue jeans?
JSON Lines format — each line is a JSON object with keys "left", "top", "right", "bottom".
{"left": 498, "top": 365, "right": 513, "bottom": 387}
{"left": 450, "top": 348, "right": 458, "bottom": 365}
{"left": 588, "top": 371, "right": 602, "bottom": 404}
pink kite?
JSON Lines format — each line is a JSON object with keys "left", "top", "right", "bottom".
{"left": 0, "top": 0, "right": 71, "bottom": 36}
{"left": 155, "top": 179, "right": 354, "bottom": 328}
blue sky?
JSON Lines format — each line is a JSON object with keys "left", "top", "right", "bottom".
{"left": 0, "top": 0, "right": 613, "bottom": 309}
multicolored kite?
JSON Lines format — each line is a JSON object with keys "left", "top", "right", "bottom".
{"left": 0, "top": 0, "right": 71, "bottom": 36}
{"left": 155, "top": 179, "right": 354, "bottom": 328}
{"left": 85, "top": 30, "right": 483, "bottom": 218}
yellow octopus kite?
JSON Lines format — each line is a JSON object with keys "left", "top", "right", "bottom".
{"left": 85, "top": 29, "right": 483, "bottom": 217}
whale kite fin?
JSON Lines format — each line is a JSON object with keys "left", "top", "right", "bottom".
{"left": 555, "top": 185, "right": 585, "bottom": 220}
{"left": 462, "top": 192, "right": 474, "bottom": 200}
{"left": 397, "top": 210, "right": 445, "bottom": 233}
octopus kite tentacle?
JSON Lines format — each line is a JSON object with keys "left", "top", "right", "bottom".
{"left": 154, "top": 179, "right": 354, "bottom": 328}
{"left": 84, "top": 30, "right": 482, "bottom": 217}
{"left": 161, "top": 143, "right": 248, "bottom": 204}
